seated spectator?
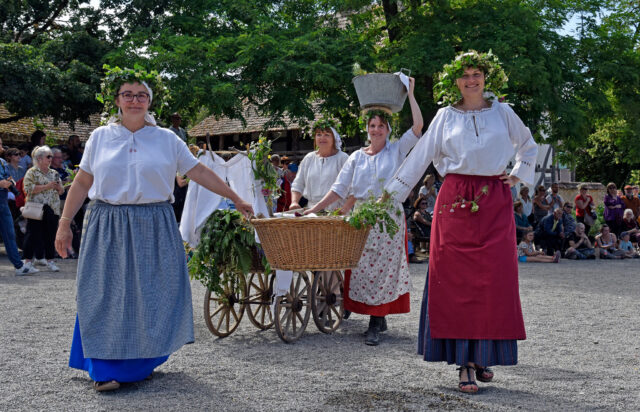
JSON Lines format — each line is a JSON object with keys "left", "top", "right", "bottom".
{"left": 4, "top": 148, "right": 25, "bottom": 181}
{"left": 535, "top": 208, "right": 564, "bottom": 255}
{"left": 564, "top": 223, "right": 596, "bottom": 260}
{"left": 513, "top": 201, "right": 532, "bottom": 243}
{"left": 419, "top": 174, "right": 437, "bottom": 203}
{"left": 518, "top": 230, "right": 560, "bottom": 263}
{"left": 411, "top": 196, "right": 432, "bottom": 252}
{"left": 603, "top": 182, "right": 625, "bottom": 236}
{"left": 620, "top": 208, "right": 640, "bottom": 242}
{"left": 407, "top": 232, "right": 426, "bottom": 263}
{"left": 595, "top": 224, "right": 624, "bottom": 259}
{"left": 621, "top": 185, "right": 640, "bottom": 219}
{"left": 545, "top": 183, "right": 564, "bottom": 214}
{"left": 532, "top": 185, "right": 551, "bottom": 227}
{"left": 618, "top": 232, "right": 639, "bottom": 258}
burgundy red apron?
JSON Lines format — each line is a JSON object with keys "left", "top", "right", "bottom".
{"left": 428, "top": 174, "right": 526, "bottom": 340}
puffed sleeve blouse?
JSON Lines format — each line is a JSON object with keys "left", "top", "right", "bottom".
{"left": 330, "top": 128, "right": 420, "bottom": 200}
{"left": 80, "top": 123, "right": 199, "bottom": 204}
{"left": 290, "top": 150, "right": 349, "bottom": 207}
{"left": 385, "top": 100, "right": 538, "bottom": 201}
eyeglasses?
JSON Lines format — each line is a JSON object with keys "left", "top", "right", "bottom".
{"left": 117, "top": 92, "right": 150, "bottom": 103}
{"left": 45, "top": 155, "right": 52, "bottom": 159}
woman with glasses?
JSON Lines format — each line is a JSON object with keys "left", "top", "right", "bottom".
{"left": 22, "top": 146, "right": 64, "bottom": 273}
{"left": 56, "top": 70, "right": 254, "bottom": 392}
{"left": 4, "top": 148, "right": 26, "bottom": 182}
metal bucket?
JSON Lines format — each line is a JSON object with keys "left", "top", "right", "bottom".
{"left": 352, "top": 72, "right": 408, "bottom": 113}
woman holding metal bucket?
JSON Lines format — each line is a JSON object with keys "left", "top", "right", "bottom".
{"left": 306, "top": 76, "right": 423, "bottom": 346}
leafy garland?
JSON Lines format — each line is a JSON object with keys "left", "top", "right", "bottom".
{"left": 312, "top": 117, "right": 340, "bottom": 132}
{"left": 433, "top": 50, "right": 508, "bottom": 106}
{"left": 358, "top": 109, "right": 400, "bottom": 141}
{"left": 188, "top": 210, "right": 269, "bottom": 297}
{"left": 246, "top": 136, "right": 281, "bottom": 214}
{"left": 343, "top": 192, "right": 401, "bottom": 239}
{"left": 96, "top": 64, "right": 170, "bottom": 124}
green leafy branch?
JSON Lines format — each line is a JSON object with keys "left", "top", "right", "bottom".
{"left": 439, "top": 185, "right": 489, "bottom": 214}
{"left": 344, "top": 191, "right": 401, "bottom": 239}
{"left": 188, "top": 210, "right": 270, "bottom": 299}
{"left": 246, "top": 136, "right": 281, "bottom": 214}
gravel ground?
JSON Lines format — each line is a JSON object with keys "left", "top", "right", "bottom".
{"left": 0, "top": 252, "right": 638, "bottom": 411}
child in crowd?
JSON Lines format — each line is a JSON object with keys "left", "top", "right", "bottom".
{"left": 618, "top": 232, "right": 639, "bottom": 258}
{"left": 518, "top": 230, "right": 560, "bottom": 263}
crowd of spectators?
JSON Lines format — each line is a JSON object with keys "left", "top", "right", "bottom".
{"left": 0, "top": 131, "right": 86, "bottom": 275}
{"left": 513, "top": 182, "right": 640, "bottom": 262}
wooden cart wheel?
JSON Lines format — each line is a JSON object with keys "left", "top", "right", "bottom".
{"left": 203, "top": 274, "right": 246, "bottom": 337}
{"left": 246, "top": 271, "right": 275, "bottom": 330}
{"left": 311, "top": 270, "right": 344, "bottom": 333}
{"left": 274, "top": 271, "right": 312, "bottom": 343}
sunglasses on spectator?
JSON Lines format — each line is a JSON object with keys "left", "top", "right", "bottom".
{"left": 45, "top": 155, "right": 52, "bottom": 159}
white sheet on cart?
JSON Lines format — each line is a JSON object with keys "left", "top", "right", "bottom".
{"left": 179, "top": 151, "right": 270, "bottom": 247}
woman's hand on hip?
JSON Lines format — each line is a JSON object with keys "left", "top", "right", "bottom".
{"left": 55, "top": 224, "right": 73, "bottom": 258}
{"left": 500, "top": 172, "right": 520, "bottom": 187}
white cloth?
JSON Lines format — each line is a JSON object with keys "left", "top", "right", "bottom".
{"left": 291, "top": 150, "right": 349, "bottom": 208}
{"left": 520, "top": 196, "right": 533, "bottom": 216}
{"left": 329, "top": 127, "right": 343, "bottom": 151}
{"left": 271, "top": 270, "right": 294, "bottom": 314}
{"left": 331, "top": 128, "right": 419, "bottom": 200}
{"left": 179, "top": 151, "right": 270, "bottom": 247}
{"left": 80, "top": 124, "right": 199, "bottom": 204}
{"left": 385, "top": 101, "right": 538, "bottom": 201}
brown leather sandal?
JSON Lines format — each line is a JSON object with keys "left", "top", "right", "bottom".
{"left": 93, "top": 380, "right": 120, "bottom": 392}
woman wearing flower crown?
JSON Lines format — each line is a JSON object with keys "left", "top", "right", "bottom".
{"left": 306, "top": 77, "right": 423, "bottom": 346}
{"left": 385, "top": 51, "right": 537, "bottom": 393}
{"left": 289, "top": 118, "right": 349, "bottom": 211}
{"left": 55, "top": 67, "right": 254, "bottom": 392}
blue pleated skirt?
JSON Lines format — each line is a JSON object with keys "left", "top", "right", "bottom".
{"left": 417, "top": 269, "right": 518, "bottom": 366}
{"left": 69, "top": 315, "right": 168, "bottom": 382}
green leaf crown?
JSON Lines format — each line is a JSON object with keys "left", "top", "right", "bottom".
{"left": 96, "top": 64, "right": 170, "bottom": 124}
{"left": 433, "top": 50, "right": 508, "bottom": 106}
{"left": 312, "top": 117, "right": 340, "bottom": 133}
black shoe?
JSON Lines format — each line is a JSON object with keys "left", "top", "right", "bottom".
{"left": 343, "top": 309, "right": 351, "bottom": 320}
{"left": 363, "top": 316, "right": 387, "bottom": 335}
{"left": 365, "top": 316, "right": 381, "bottom": 346}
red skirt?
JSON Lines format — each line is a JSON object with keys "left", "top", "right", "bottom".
{"left": 344, "top": 226, "right": 410, "bottom": 316}
{"left": 428, "top": 174, "right": 526, "bottom": 340}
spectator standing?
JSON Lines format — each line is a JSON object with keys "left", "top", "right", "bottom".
{"left": 534, "top": 208, "right": 565, "bottom": 255}
{"left": 545, "top": 183, "right": 564, "bottom": 214}
{"left": 514, "top": 201, "right": 532, "bottom": 242}
{"left": 18, "top": 143, "right": 32, "bottom": 170}
{"left": 0, "top": 140, "right": 37, "bottom": 275}
{"left": 67, "top": 135, "right": 83, "bottom": 166}
{"left": 603, "top": 182, "right": 625, "bottom": 236}
{"left": 169, "top": 113, "right": 188, "bottom": 143}
{"left": 419, "top": 174, "right": 437, "bottom": 197}
{"left": 633, "top": 185, "right": 639, "bottom": 198}
{"left": 575, "top": 184, "right": 595, "bottom": 235}
{"left": 22, "top": 146, "right": 64, "bottom": 272}
{"left": 621, "top": 185, "right": 640, "bottom": 219}
{"left": 561, "top": 202, "right": 577, "bottom": 238}
{"left": 4, "top": 148, "right": 26, "bottom": 181}
{"left": 564, "top": 223, "right": 595, "bottom": 259}
{"left": 30, "top": 130, "right": 46, "bottom": 151}
{"left": 532, "top": 185, "right": 551, "bottom": 227}
{"left": 518, "top": 186, "right": 533, "bottom": 222}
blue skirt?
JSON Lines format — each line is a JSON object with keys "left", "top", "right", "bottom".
{"left": 417, "top": 269, "right": 518, "bottom": 366}
{"left": 69, "top": 315, "right": 168, "bottom": 382}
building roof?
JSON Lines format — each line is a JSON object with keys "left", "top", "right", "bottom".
{"left": 189, "top": 104, "right": 322, "bottom": 138}
{"left": 0, "top": 105, "right": 100, "bottom": 142}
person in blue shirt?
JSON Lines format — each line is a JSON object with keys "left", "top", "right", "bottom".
{"left": 0, "top": 139, "right": 38, "bottom": 275}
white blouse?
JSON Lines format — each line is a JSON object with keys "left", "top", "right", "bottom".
{"left": 385, "top": 101, "right": 538, "bottom": 201}
{"left": 80, "top": 124, "right": 199, "bottom": 204}
{"left": 291, "top": 150, "right": 349, "bottom": 207}
{"left": 331, "top": 129, "right": 419, "bottom": 200}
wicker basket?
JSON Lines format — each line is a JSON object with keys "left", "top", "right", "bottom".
{"left": 250, "top": 217, "right": 371, "bottom": 271}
